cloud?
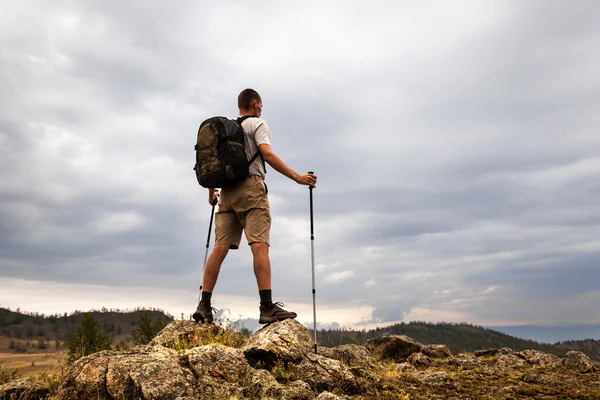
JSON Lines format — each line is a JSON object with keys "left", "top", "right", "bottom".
{"left": 1, "top": 0, "right": 600, "bottom": 329}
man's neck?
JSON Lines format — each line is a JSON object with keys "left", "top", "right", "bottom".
{"left": 239, "top": 109, "right": 257, "bottom": 117}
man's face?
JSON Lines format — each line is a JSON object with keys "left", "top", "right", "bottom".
{"left": 253, "top": 100, "right": 263, "bottom": 117}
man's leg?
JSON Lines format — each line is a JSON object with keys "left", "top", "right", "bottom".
{"left": 251, "top": 242, "right": 297, "bottom": 324}
{"left": 193, "top": 244, "right": 229, "bottom": 323}
{"left": 203, "top": 244, "right": 230, "bottom": 292}
{"left": 251, "top": 242, "right": 271, "bottom": 290}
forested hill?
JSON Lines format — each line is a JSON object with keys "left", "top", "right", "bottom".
{"left": 317, "top": 321, "right": 600, "bottom": 362}
{"left": 0, "top": 306, "right": 173, "bottom": 346}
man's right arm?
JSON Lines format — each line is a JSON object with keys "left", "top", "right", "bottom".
{"left": 258, "top": 144, "right": 317, "bottom": 187}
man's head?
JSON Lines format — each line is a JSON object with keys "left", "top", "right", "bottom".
{"left": 238, "top": 88, "right": 262, "bottom": 118}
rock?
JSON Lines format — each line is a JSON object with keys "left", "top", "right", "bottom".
{"left": 150, "top": 320, "right": 225, "bottom": 349}
{"left": 243, "top": 319, "right": 313, "bottom": 368}
{"left": 423, "top": 344, "right": 452, "bottom": 359}
{"left": 365, "top": 335, "right": 424, "bottom": 362}
{"left": 316, "top": 391, "right": 350, "bottom": 399}
{"left": 494, "top": 354, "right": 527, "bottom": 372}
{"left": 446, "top": 353, "right": 482, "bottom": 368}
{"left": 419, "top": 371, "right": 454, "bottom": 386}
{"left": 0, "top": 377, "right": 50, "bottom": 400}
{"left": 185, "top": 344, "right": 252, "bottom": 383}
{"left": 516, "top": 349, "right": 560, "bottom": 367}
{"left": 249, "top": 370, "right": 313, "bottom": 400}
{"left": 320, "top": 344, "right": 378, "bottom": 370}
{"left": 522, "top": 373, "right": 543, "bottom": 384}
{"left": 561, "top": 351, "right": 596, "bottom": 373}
{"left": 474, "top": 347, "right": 513, "bottom": 357}
{"left": 396, "top": 362, "right": 417, "bottom": 372}
{"left": 282, "top": 380, "right": 314, "bottom": 400}
{"left": 250, "top": 369, "right": 281, "bottom": 395}
{"left": 295, "top": 353, "right": 357, "bottom": 393}
{"left": 59, "top": 346, "right": 198, "bottom": 399}
{"left": 407, "top": 352, "right": 431, "bottom": 367}
{"left": 185, "top": 344, "right": 254, "bottom": 398}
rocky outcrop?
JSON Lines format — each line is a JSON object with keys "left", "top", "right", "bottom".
{"left": 3, "top": 319, "right": 598, "bottom": 400}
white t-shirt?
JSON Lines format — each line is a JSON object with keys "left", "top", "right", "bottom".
{"left": 239, "top": 117, "right": 271, "bottom": 178}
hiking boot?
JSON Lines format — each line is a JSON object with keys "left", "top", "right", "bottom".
{"left": 259, "top": 302, "right": 297, "bottom": 324}
{"left": 193, "top": 300, "right": 217, "bottom": 324}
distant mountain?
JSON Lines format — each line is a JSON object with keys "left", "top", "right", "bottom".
{"left": 489, "top": 324, "right": 600, "bottom": 344}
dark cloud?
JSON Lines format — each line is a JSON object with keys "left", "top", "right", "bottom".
{"left": 1, "top": 0, "right": 600, "bottom": 326}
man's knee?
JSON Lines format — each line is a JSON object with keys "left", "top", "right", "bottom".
{"left": 212, "top": 244, "right": 230, "bottom": 259}
{"left": 250, "top": 242, "right": 269, "bottom": 257}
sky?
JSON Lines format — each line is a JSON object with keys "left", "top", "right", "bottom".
{"left": 1, "top": 1, "right": 600, "bottom": 334}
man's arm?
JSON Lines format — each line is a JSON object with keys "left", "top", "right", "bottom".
{"left": 258, "top": 144, "right": 317, "bottom": 186}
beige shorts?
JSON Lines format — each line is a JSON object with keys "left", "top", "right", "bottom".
{"left": 215, "top": 176, "right": 271, "bottom": 249}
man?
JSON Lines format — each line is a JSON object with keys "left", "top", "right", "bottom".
{"left": 193, "top": 88, "right": 318, "bottom": 324}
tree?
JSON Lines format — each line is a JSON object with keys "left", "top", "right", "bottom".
{"left": 132, "top": 312, "right": 166, "bottom": 345}
{"left": 68, "top": 314, "right": 111, "bottom": 362}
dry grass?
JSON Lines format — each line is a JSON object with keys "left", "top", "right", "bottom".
{"left": 0, "top": 351, "right": 65, "bottom": 378}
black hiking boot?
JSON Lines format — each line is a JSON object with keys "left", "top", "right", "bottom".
{"left": 259, "top": 302, "right": 297, "bottom": 324}
{"left": 193, "top": 300, "right": 216, "bottom": 324}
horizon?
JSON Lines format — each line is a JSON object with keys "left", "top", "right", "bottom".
{"left": 2, "top": 1, "right": 600, "bottom": 333}
{"left": 3, "top": 300, "right": 600, "bottom": 344}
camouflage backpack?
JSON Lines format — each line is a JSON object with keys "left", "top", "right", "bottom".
{"left": 193, "top": 116, "right": 262, "bottom": 188}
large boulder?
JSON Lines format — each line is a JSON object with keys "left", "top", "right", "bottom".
{"left": 59, "top": 346, "right": 198, "bottom": 400}
{"left": 561, "top": 351, "right": 596, "bottom": 373}
{"left": 242, "top": 319, "right": 313, "bottom": 368}
{"left": 365, "top": 335, "right": 424, "bottom": 362}
{"left": 0, "top": 377, "right": 50, "bottom": 400}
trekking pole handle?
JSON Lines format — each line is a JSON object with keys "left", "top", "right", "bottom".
{"left": 308, "top": 171, "right": 315, "bottom": 190}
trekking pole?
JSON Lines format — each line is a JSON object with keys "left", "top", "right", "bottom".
{"left": 308, "top": 172, "right": 317, "bottom": 354}
{"left": 198, "top": 193, "right": 218, "bottom": 304}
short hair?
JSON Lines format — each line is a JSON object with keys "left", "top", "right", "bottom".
{"left": 238, "top": 88, "right": 262, "bottom": 110}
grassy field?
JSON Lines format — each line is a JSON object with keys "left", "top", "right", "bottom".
{"left": 0, "top": 336, "right": 65, "bottom": 379}
{"left": 0, "top": 351, "right": 65, "bottom": 378}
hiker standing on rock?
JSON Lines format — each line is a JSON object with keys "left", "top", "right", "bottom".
{"left": 193, "top": 88, "right": 317, "bottom": 324}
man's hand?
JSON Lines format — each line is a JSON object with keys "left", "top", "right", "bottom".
{"left": 295, "top": 173, "right": 317, "bottom": 187}
{"left": 208, "top": 189, "right": 219, "bottom": 205}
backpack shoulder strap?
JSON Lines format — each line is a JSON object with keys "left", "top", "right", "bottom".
{"left": 236, "top": 115, "right": 267, "bottom": 174}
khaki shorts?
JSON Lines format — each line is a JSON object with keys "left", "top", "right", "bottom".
{"left": 215, "top": 176, "right": 271, "bottom": 249}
